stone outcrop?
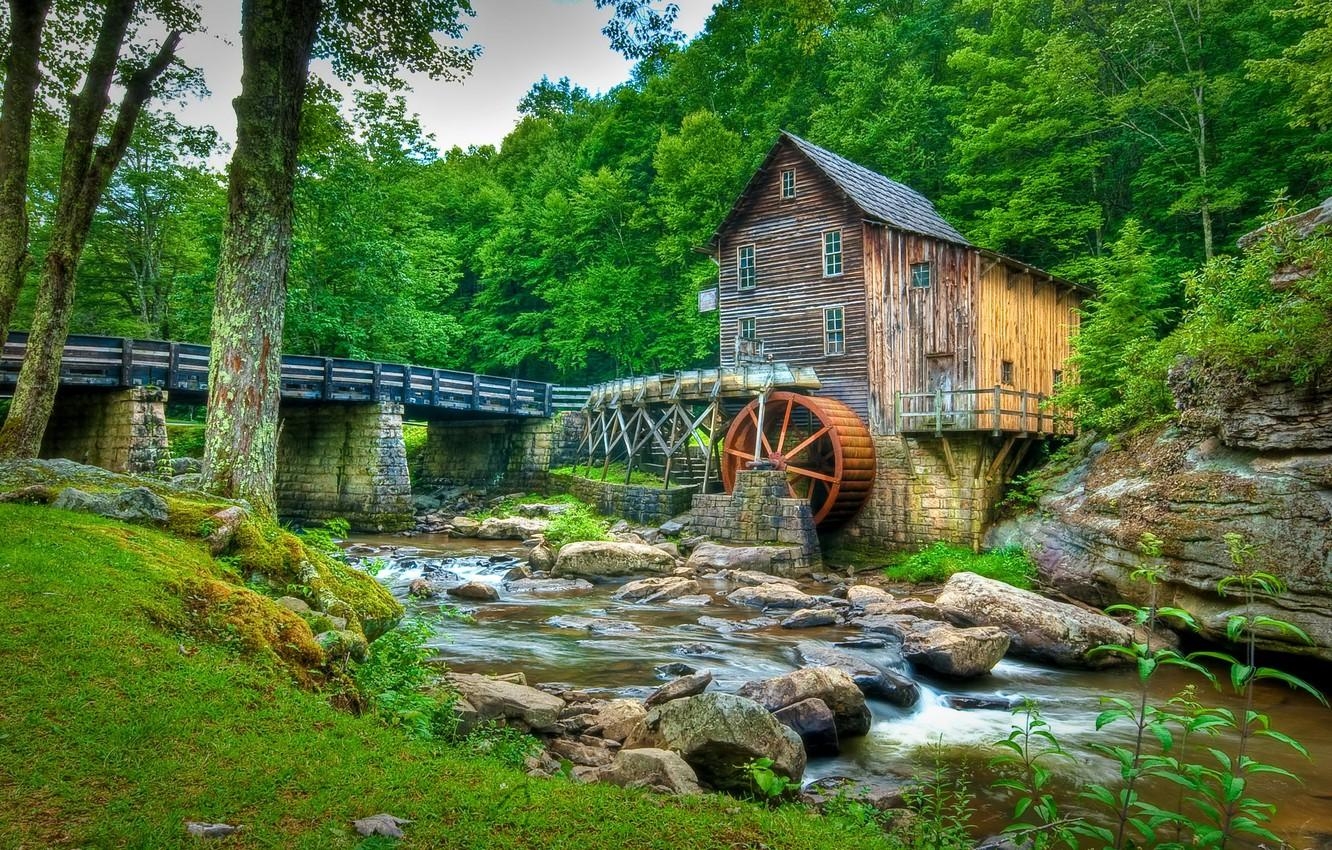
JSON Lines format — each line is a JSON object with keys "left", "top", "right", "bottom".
{"left": 685, "top": 541, "right": 813, "bottom": 577}
{"left": 51, "top": 486, "right": 167, "bottom": 524}
{"left": 598, "top": 748, "right": 702, "bottom": 795}
{"left": 990, "top": 373, "right": 1332, "bottom": 660}
{"left": 446, "top": 673, "right": 565, "bottom": 732}
{"left": 736, "top": 667, "right": 871, "bottom": 738}
{"left": 552, "top": 541, "right": 677, "bottom": 579}
{"left": 476, "top": 516, "right": 550, "bottom": 541}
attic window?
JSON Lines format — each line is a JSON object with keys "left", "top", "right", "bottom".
{"left": 738, "top": 244, "right": 756, "bottom": 290}
{"left": 910, "top": 262, "right": 932, "bottom": 288}
{"left": 780, "top": 168, "right": 796, "bottom": 199}
{"left": 1001, "top": 360, "right": 1015, "bottom": 385}
{"left": 823, "top": 230, "right": 843, "bottom": 276}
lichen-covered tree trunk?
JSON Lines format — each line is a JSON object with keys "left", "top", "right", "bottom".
{"left": 0, "top": 1, "right": 180, "bottom": 459}
{"left": 0, "top": 0, "right": 53, "bottom": 348}
{"left": 201, "top": 0, "right": 321, "bottom": 514}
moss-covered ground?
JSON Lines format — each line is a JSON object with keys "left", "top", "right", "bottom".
{"left": 0, "top": 503, "right": 895, "bottom": 849}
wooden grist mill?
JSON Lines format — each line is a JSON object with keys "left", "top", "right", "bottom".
{"left": 575, "top": 364, "right": 876, "bottom": 529}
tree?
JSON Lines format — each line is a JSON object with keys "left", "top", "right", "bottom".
{"left": 0, "top": 0, "right": 53, "bottom": 348}
{"left": 0, "top": 0, "right": 189, "bottom": 459}
{"left": 201, "top": 0, "right": 477, "bottom": 512}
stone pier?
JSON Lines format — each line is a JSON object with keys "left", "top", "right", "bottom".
{"left": 40, "top": 387, "right": 168, "bottom": 475}
{"left": 417, "top": 411, "right": 583, "bottom": 492}
{"left": 690, "top": 468, "right": 821, "bottom": 574}
{"left": 275, "top": 401, "right": 413, "bottom": 532}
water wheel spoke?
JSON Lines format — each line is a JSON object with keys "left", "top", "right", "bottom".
{"left": 776, "top": 401, "right": 794, "bottom": 455}
{"left": 786, "top": 463, "right": 839, "bottom": 484}
{"left": 783, "top": 425, "right": 832, "bottom": 463}
{"left": 745, "top": 407, "right": 775, "bottom": 457}
{"left": 724, "top": 446, "right": 755, "bottom": 460}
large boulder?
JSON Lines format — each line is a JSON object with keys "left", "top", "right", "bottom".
{"left": 736, "top": 667, "right": 871, "bottom": 738}
{"left": 446, "top": 673, "right": 565, "bottom": 732}
{"left": 644, "top": 670, "right": 712, "bottom": 709}
{"left": 593, "top": 699, "right": 647, "bottom": 743}
{"left": 613, "top": 576, "right": 701, "bottom": 604}
{"left": 552, "top": 541, "right": 677, "bottom": 579}
{"left": 52, "top": 486, "right": 167, "bottom": 525}
{"left": 476, "top": 516, "right": 549, "bottom": 540}
{"left": 900, "top": 622, "right": 1011, "bottom": 678}
{"left": 598, "top": 748, "right": 702, "bottom": 795}
{"left": 772, "top": 698, "right": 840, "bottom": 756}
{"left": 935, "top": 572, "right": 1132, "bottom": 667}
{"left": 794, "top": 641, "right": 920, "bottom": 707}
{"left": 624, "top": 693, "right": 805, "bottom": 794}
{"left": 686, "top": 542, "right": 811, "bottom": 577}
{"left": 725, "top": 583, "right": 815, "bottom": 610}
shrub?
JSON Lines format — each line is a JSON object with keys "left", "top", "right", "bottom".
{"left": 883, "top": 542, "right": 1035, "bottom": 589}
{"left": 544, "top": 503, "right": 609, "bottom": 549}
{"left": 353, "top": 618, "right": 458, "bottom": 740}
{"left": 461, "top": 722, "right": 542, "bottom": 767}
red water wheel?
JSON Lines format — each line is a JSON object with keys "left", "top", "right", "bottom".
{"left": 720, "top": 392, "right": 876, "bottom": 527}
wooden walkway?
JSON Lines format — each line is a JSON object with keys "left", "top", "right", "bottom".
{"left": 1, "top": 332, "right": 555, "bottom": 418}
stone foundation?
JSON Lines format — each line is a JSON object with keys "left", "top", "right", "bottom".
{"left": 830, "top": 433, "right": 1010, "bottom": 551}
{"left": 275, "top": 402, "right": 412, "bottom": 532}
{"left": 550, "top": 472, "right": 696, "bottom": 524}
{"left": 691, "top": 469, "right": 820, "bottom": 572}
{"left": 40, "top": 387, "right": 168, "bottom": 475}
{"left": 417, "top": 411, "right": 583, "bottom": 492}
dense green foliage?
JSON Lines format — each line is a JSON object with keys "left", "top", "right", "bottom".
{"left": 882, "top": 541, "right": 1037, "bottom": 588}
{"left": 10, "top": 0, "right": 1328, "bottom": 388}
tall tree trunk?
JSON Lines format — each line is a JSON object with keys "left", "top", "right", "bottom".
{"left": 0, "top": 3, "right": 180, "bottom": 458}
{"left": 201, "top": 0, "right": 321, "bottom": 514}
{"left": 0, "top": 0, "right": 52, "bottom": 349}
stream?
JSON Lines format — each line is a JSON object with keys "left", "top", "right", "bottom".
{"left": 345, "top": 533, "right": 1332, "bottom": 849}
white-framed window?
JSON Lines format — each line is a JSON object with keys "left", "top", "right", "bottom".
{"left": 823, "top": 230, "right": 843, "bottom": 276}
{"left": 1001, "top": 360, "right": 1015, "bottom": 385}
{"left": 910, "top": 261, "right": 932, "bottom": 288}
{"left": 780, "top": 168, "right": 796, "bottom": 199}
{"left": 737, "top": 244, "right": 756, "bottom": 291}
{"left": 740, "top": 317, "right": 757, "bottom": 340}
{"left": 823, "top": 306, "right": 845, "bottom": 356}
{"left": 1052, "top": 369, "right": 1063, "bottom": 390}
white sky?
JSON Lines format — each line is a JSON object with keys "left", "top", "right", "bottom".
{"left": 177, "top": 0, "right": 716, "bottom": 156}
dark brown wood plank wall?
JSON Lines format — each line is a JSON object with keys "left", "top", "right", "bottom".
{"left": 717, "top": 141, "right": 871, "bottom": 420}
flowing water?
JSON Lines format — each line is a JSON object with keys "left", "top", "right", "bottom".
{"left": 346, "top": 533, "right": 1332, "bottom": 848}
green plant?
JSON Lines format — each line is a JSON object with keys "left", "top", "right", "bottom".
{"left": 899, "top": 742, "right": 975, "bottom": 850}
{"left": 551, "top": 462, "right": 667, "bottom": 488}
{"left": 298, "top": 517, "right": 351, "bottom": 554}
{"left": 461, "top": 722, "right": 542, "bottom": 768}
{"left": 990, "top": 701, "right": 1077, "bottom": 849}
{"left": 883, "top": 542, "right": 1035, "bottom": 589}
{"left": 353, "top": 617, "right": 457, "bottom": 740}
{"left": 741, "top": 757, "right": 799, "bottom": 803}
{"left": 544, "top": 503, "right": 610, "bottom": 549}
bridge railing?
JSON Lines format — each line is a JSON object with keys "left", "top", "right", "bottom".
{"left": 1, "top": 332, "right": 553, "bottom": 417}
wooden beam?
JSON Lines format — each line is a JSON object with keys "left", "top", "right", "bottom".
{"left": 940, "top": 436, "right": 957, "bottom": 480}
{"left": 1005, "top": 438, "right": 1034, "bottom": 482}
{"left": 985, "top": 436, "right": 1017, "bottom": 483}
{"left": 899, "top": 434, "right": 917, "bottom": 480}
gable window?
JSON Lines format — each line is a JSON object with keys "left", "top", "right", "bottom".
{"left": 910, "top": 261, "right": 932, "bottom": 288}
{"left": 1001, "top": 360, "right": 1015, "bottom": 385}
{"left": 737, "top": 244, "right": 756, "bottom": 291}
{"left": 823, "top": 230, "right": 843, "bottom": 276}
{"left": 823, "top": 306, "right": 845, "bottom": 356}
{"left": 780, "top": 168, "right": 796, "bottom": 199}
{"left": 740, "top": 317, "right": 756, "bottom": 340}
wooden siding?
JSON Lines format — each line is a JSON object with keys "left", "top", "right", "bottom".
{"left": 717, "top": 140, "right": 871, "bottom": 420}
{"left": 975, "top": 263, "right": 1082, "bottom": 408}
{"left": 864, "top": 223, "right": 980, "bottom": 435}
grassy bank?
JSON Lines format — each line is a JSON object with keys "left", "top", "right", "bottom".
{"left": 0, "top": 503, "right": 891, "bottom": 849}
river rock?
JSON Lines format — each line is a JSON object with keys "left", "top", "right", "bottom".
{"left": 772, "top": 698, "right": 840, "bottom": 756}
{"left": 624, "top": 693, "right": 806, "bottom": 794}
{"left": 204, "top": 505, "right": 248, "bottom": 554}
{"left": 845, "top": 585, "right": 894, "bottom": 607}
{"left": 451, "top": 516, "right": 481, "bottom": 536}
{"left": 447, "top": 673, "right": 565, "bottom": 732}
{"left": 686, "top": 542, "right": 811, "bottom": 577}
{"left": 658, "top": 514, "right": 692, "bottom": 535}
{"left": 944, "top": 695, "right": 1017, "bottom": 711}
{"left": 780, "top": 607, "right": 840, "bottom": 629}
{"left": 552, "top": 540, "right": 677, "bottom": 579}
{"left": 711, "top": 568, "right": 802, "bottom": 587}
{"left": 935, "top": 572, "right": 1133, "bottom": 668}
{"left": 901, "top": 622, "right": 1011, "bottom": 677}
{"left": 276, "top": 595, "right": 311, "bottom": 614}
{"left": 794, "top": 641, "right": 920, "bottom": 707}
{"left": 545, "top": 615, "right": 640, "bottom": 634}
{"left": 447, "top": 581, "right": 500, "bottom": 602}
{"left": 726, "top": 583, "right": 814, "bottom": 609}
{"left": 517, "top": 502, "right": 573, "bottom": 517}
{"left": 667, "top": 595, "right": 712, "bottom": 607}
{"left": 477, "top": 516, "right": 549, "bottom": 540}
{"left": 598, "top": 747, "right": 702, "bottom": 795}
{"left": 547, "top": 736, "right": 617, "bottom": 768}
{"left": 613, "top": 576, "right": 701, "bottom": 604}
{"left": 52, "top": 486, "right": 168, "bottom": 525}
{"left": 737, "top": 667, "right": 871, "bottom": 738}
{"left": 644, "top": 670, "right": 712, "bottom": 708}
{"left": 527, "top": 541, "right": 556, "bottom": 571}
{"left": 593, "top": 699, "right": 647, "bottom": 743}
{"left": 696, "top": 615, "right": 780, "bottom": 633}
{"left": 505, "top": 577, "right": 594, "bottom": 594}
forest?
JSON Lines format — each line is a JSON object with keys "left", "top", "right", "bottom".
{"left": 3, "top": 0, "right": 1327, "bottom": 392}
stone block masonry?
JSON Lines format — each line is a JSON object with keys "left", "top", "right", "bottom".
{"left": 41, "top": 387, "right": 168, "bottom": 475}
{"left": 691, "top": 469, "right": 821, "bottom": 574}
{"left": 275, "top": 402, "right": 413, "bottom": 532}
{"left": 417, "top": 411, "right": 584, "bottom": 493}
{"left": 550, "top": 472, "right": 696, "bottom": 524}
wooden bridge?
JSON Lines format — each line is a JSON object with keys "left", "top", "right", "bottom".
{"left": 0, "top": 332, "right": 554, "bottom": 418}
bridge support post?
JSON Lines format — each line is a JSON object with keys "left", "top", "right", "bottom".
{"left": 40, "top": 387, "right": 168, "bottom": 475}
{"left": 275, "top": 401, "right": 413, "bottom": 532}
{"left": 417, "top": 412, "right": 583, "bottom": 492}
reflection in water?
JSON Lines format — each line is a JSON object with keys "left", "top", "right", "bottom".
{"left": 347, "top": 533, "right": 1332, "bottom": 849}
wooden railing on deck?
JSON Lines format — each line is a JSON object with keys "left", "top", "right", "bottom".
{"left": 895, "top": 386, "right": 1074, "bottom": 436}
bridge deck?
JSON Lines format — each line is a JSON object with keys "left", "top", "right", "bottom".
{"left": 1, "top": 332, "right": 553, "bottom": 418}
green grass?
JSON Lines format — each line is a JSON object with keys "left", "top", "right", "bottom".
{"left": 166, "top": 422, "right": 206, "bottom": 459}
{"left": 882, "top": 542, "right": 1036, "bottom": 589}
{"left": 550, "top": 462, "right": 667, "bottom": 488}
{"left": 0, "top": 503, "right": 896, "bottom": 849}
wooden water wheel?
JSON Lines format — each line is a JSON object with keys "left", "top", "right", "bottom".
{"left": 720, "top": 392, "right": 875, "bottom": 527}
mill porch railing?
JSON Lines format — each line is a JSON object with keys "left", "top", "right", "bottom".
{"left": 895, "top": 387, "right": 1075, "bottom": 437}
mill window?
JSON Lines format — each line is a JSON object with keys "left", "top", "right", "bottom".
{"left": 780, "top": 168, "right": 796, "bottom": 199}
{"left": 1052, "top": 368, "right": 1063, "bottom": 390}
{"left": 824, "top": 306, "right": 845, "bottom": 356}
{"left": 823, "top": 230, "right": 843, "bottom": 276}
{"left": 740, "top": 317, "right": 757, "bottom": 340}
{"left": 1001, "top": 360, "right": 1015, "bottom": 385}
{"left": 737, "top": 244, "right": 756, "bottom": 291}
{"left": 910, "top": 261, "right": 932, "bottom": 288}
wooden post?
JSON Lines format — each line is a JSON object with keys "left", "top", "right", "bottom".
{"left": 431, "top": 369, "right": 441, "bottom": 407}
{"left": 1019, "top": 390, "right": 1028, "bottom": 435}
{"left": 894, "top": 391, "right": 902, "bottom": 435}
{"left": 323, "top": 358, "right": 335, "bottom": 400}
{"left": 662, "top": 409, "right": 680, "bottom": 491}
{"left": 509, "top": 377, "right": 518, "bottom": 414}
{"left": 121, "top": 339, "right": 135, "bottom": 386}
{"left": 992, "top": 385, "right": 1002, "bottom": 435}
{"left": 471, "top": 374, "right": 481, "bottom": 410}
{"left": 371, "top": 362, "right": 382, "bottom": 402}
{"left": 544, "top": 384, "right": 553, "bottom": 417}
{"left": 167, "top": 343, "right": 179, "bottom": 391}
{"left": 1036, "top": 392, "right": 1046, "bottom": 435}
{"left": 934, "top": 387, "right": 943, "bottom": 437}
{"left": 699, "top": 402, "right": 720, "bottom": 493}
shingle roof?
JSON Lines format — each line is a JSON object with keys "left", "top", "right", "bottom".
{"left": 782, "top": 132, "right": 971, "bottom": 246}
